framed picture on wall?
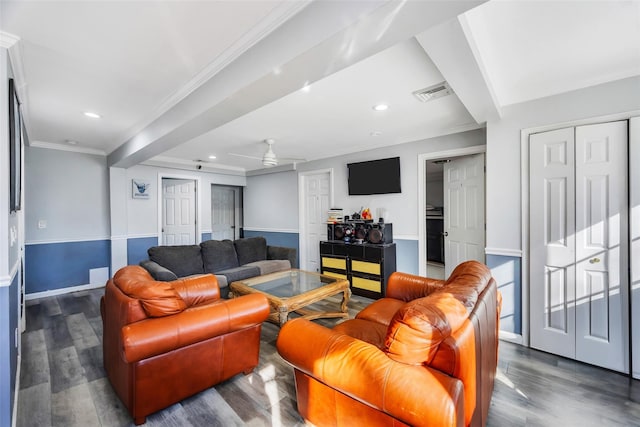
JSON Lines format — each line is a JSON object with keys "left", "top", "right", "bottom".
{"left": 9, "top": 78, "right": 22, "bottom": 213}
{"left": 132, "top": 179, "right": 151, "bottom": 199}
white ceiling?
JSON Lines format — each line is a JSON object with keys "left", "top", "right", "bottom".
{"left": 1, "top": 0, "right": 639, "bottom": 173}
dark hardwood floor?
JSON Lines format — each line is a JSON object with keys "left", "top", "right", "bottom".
{"left": 17, "top": 288, "right": 640, "bottom": 426}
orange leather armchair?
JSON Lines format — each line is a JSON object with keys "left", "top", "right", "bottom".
{"left": 101, "top": 265, "right": 270, "bottom": 425}
{"left": 277, "top": 261, "right": 501, "bottom": 427}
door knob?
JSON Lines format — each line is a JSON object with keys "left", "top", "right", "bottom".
{"left": 589, "top": 257, "right": 601, "bottom": 264}
{"left": 442, "top": 232, "right": 448, "bottom": 237}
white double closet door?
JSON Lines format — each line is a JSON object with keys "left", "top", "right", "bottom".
{"left": 530, "top": 120, "right": 629, "bottom": 373}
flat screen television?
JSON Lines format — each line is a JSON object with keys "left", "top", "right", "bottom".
{"left": 347, "top": 157, "right": 401, "bottom": 195}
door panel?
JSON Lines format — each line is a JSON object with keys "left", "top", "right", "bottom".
{"left": 574, "top": 121, "right": 628, "bottom": 372}
{"left": 162, "top": 179, "right": 196, "bottom": 245}
{"left": 444, "top": 154, "right": 485, "bottom": 277}
{"left": 530, "top": 127, "right": 576, "bottom": 359}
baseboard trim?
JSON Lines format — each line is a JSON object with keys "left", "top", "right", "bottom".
{"left": 25, "top": 282, "right": 105, "bottom": 301}
{"left": 12, "top": 353, "right": 20, "bottom": 427}
{"left": 499, "top": 330, "right": 524, "bottom": 345}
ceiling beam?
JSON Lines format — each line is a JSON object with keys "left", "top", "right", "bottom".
{"left": 108, "top": 0, "right": 485, "bottom": 169}
{"left": 415, "top": 13, "right": 501, "bottom": 124}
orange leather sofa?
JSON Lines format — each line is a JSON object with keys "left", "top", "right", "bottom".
{"left": 277, "top": 260, "right": 501, "bottom": 427}
{"left": 101, "top": 265, "right": 270, "bottom": 425}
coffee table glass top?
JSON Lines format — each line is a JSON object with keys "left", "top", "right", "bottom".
{"left": 238, "top": 270, "right": 338, "bottom": 298}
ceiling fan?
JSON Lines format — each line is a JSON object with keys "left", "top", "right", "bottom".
{"left": 229, "top": 139, "right": 305, "bottom": 167}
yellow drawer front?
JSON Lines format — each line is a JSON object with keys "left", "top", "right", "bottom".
{"left": 352, "top": 276, "right": 381, "bottom": 293}
{"left": 322, "top": 257, "right": 346, "bottom": 270}
{"left": 323, "top": 271, "right": 347, "bottom": 280}
{"left": 351, "top": 260, "right": 380, "bottom": 275}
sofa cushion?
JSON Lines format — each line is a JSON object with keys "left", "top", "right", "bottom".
{"left": 244, "top": 259, "right": 291, "bottom": 276}
{"left": 113, "top": 266, "right": 187, "bottom": 317}
{"left": 355, "top": 298, "right": 406, "bottom": 327}
{"left": 384, "top": 293, "right": 468, "bottom": 365}
{"left": 333, "top": 319, "right": 387, "bottom": 349}
{"left": 148, "top": 245, "right": 204, "bottom": 277}
{"left": 217, "top": 265, "right": 261, "bottom": 283}
{"left": 234, "top": 237, "right": 267, "bottom": 266}
{"left": 201, "top": 239, "right": 239, "bottom": 273}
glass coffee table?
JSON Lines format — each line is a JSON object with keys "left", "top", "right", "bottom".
{"left": 229, "top": 269, "right": 351, "bottom": 327}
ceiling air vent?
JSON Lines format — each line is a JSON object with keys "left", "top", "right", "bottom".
{"left": 412, "top": 82, "right": 452, "bottom": 103}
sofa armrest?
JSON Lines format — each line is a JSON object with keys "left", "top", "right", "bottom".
{"left": 277, "top": 318, "right": 464, "bottom": 427}
{"left": 139, "top": 260, "right": 178, "bottom": 281}
{"left": 170, "top": 274, "right": 220, "bottom": 306}
{"left": 385, "top": 271, "right": 445, "bottom": 301}
{"left": 122, "top": 293, "right": 269, "bottom": 363}
{"left": 267, "top": 245, "right": 297, "bottom": 267}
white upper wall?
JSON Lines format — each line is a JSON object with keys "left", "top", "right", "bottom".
{"left": 242, "top": 128, "right": 487, "bottom": 238}
{"left": 25, "top": 146, "right": 110, "bottom": 243}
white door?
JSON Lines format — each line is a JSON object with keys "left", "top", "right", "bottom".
{"left": 530, "top": 121, "right": 629, "bottom": 373}
{"left": 443, "top": 154, "right": 485, "bottom": 277}
{"left": 211, "top": 185, "right": 237, "bottom": 240}
{"left": 530, "top": 127, "right": 577, "bottom": 359}
{"left": 574, "top": 121, "right": 628, "bottom": 371}
{"left": 162, "top": 178, "right": 196, "bottom": 245}
{"left": 300, "top": 172, "right": 331, "bottom": 272}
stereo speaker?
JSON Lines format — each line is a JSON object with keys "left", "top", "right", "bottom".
{"left": 366, "top": 223, "right": 393, "bottom": 244}
{"left": 327, "top": 223, "right": 354, "bottom": 241}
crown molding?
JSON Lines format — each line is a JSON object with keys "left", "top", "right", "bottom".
{"left": 0, "top": 31, "right": 19, "bottom": 49}
{"left": 114, "top": 1, "right": 312, "bottom": 149}
{"left": 30, "top": 140, "right": 107, "bottom": 156}
{"left": 1, "top": 31, "right": 30, "bottom": 129}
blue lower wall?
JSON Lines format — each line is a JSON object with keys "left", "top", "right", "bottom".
{"left": 25, "top": 240, "right": 111, "bottom": 293}
{"left": 201, "top": 232, "right": 212, "bottom": 241}
{"left": 486, "top": 254, "right": 522, "bottom": 335}
{"left": 395, "top": 239, "right": 419, "bottom": 275}
{"left": 243, "top": 230, "right": 299, "bottom": 268}
{"left": 127, "top": 236, "right": 158, "bottom": 266}
{"left": 1, "top": 272, "right": 19, "bottom": 426}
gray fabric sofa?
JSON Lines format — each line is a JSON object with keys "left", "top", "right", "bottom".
{"left": 140, "top": 237, "right": 297, "bottom": 298}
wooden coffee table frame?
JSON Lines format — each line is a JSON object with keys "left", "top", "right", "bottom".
{"left": 229, "top": 269, "right": 351, "bottom": 327}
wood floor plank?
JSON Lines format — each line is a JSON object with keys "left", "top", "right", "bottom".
{"left": 51, "top": 382, "right": 100, "bottom": 427}
{"left": 19, "top": 329, "right": 49, "bottom": 389}
{"left": 17, "top": 382, "right": 51, "bottom": 427}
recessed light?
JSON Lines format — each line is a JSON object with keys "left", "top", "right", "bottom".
{"left": 301, "top": 82, "right": 311, "bottom": 93}
{"left": 370, "top": 131, "right": 382, "bottom": 137}
{"left": 65, "top": 139, "right": 78, "bottom": 145}
{"left": 208, "top": 155, "right": 217, "bottom": 160}
{"left": 372, "top": 104, "right": 389, "bottom": 111}
{"left": 84, "top": 111, "right": 101, "bottom": 119}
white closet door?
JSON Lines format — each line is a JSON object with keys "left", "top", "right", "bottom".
{"left": 574, "top": 121, "right": 628, "bottom": 372}
{"left": 530, "top": 121, "right": 629, "bottom": 373}
{"left": 530, "top": 127, "right": 576, "bottom": 359}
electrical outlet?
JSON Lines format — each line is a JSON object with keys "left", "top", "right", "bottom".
{"left": 38, "top": 220, "right": 47, "bottom": 229}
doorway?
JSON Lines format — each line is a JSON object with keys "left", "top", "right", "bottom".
{"left": 159, "top": 177, "right": 198, "bottom": 245}
{"left": 419, "top": 146, "right": 486, "bottom": 278}
{"left": 211, "top": 185, "right": 242, "bottom": 241}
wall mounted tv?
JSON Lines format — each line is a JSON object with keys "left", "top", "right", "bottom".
{"left": 347, "top": 157, "right": 401, "bottom": 195}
